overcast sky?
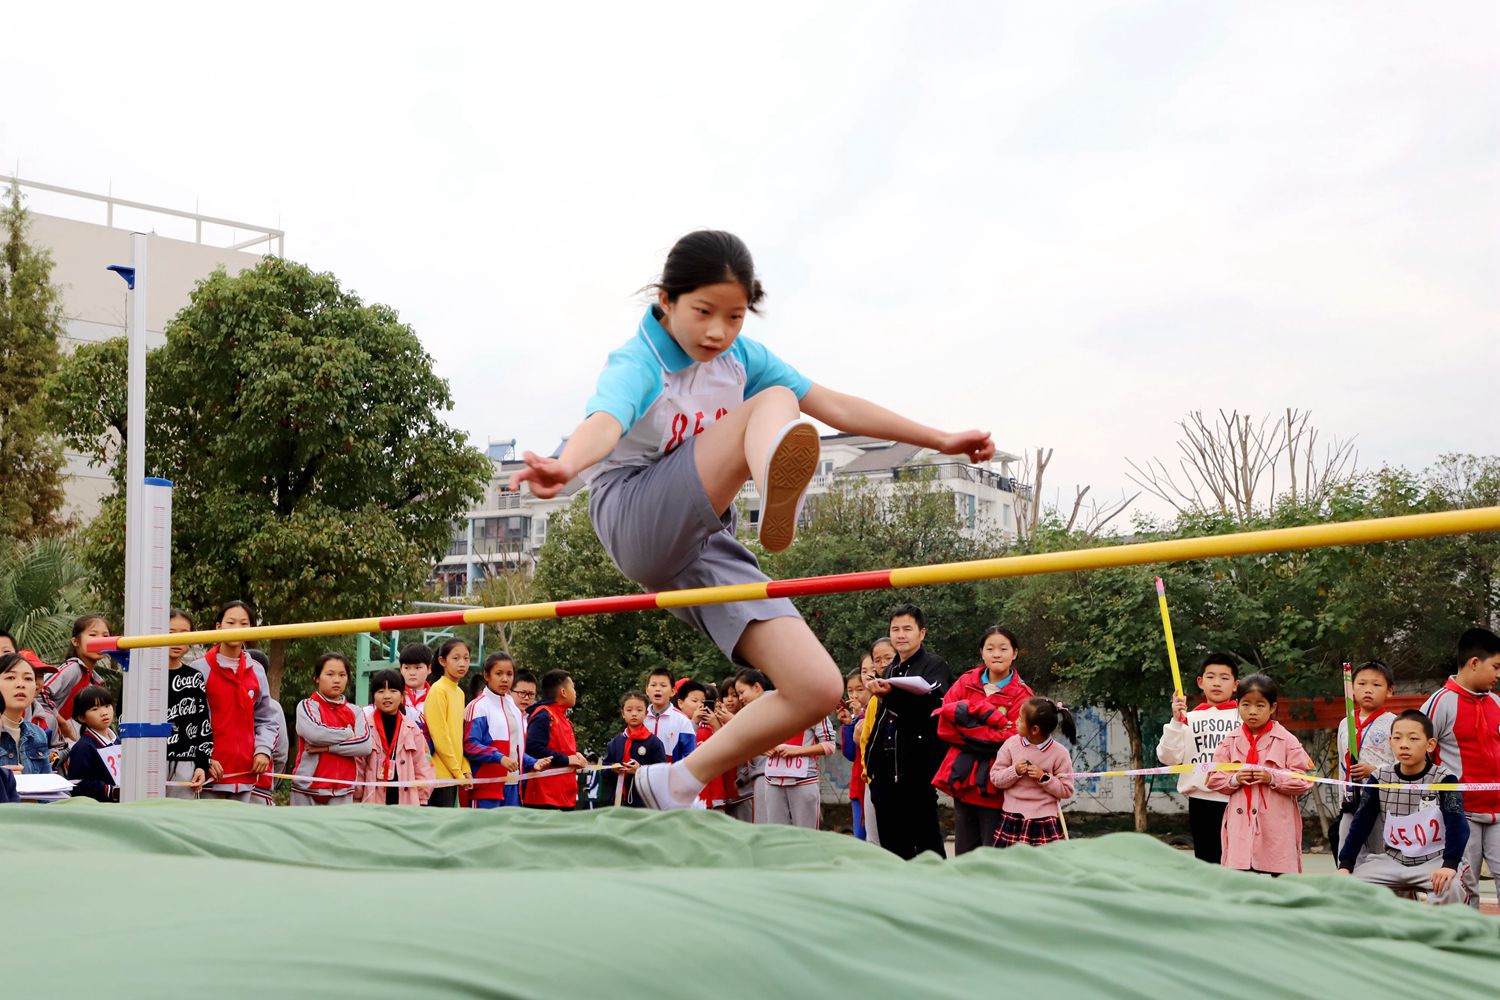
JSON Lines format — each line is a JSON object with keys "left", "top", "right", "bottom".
{"left": 6, "top": 2, "right": 1496, "bottom": 519}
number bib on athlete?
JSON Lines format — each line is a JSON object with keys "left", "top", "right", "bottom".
{"left": 1383, "top": 804, "right": 1443, "bottom": 858}
{"left": 659, "top": 395, "right": 732, "bottom": 456}
{"left": 765, "top": 732, "right": 808, "bottom": 782}
{"left": 98, "top": 744, "right": 124, "bottom": 783}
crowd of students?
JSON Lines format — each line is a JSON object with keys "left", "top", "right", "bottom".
{"left": 1156, "top": 627, "right": 1500, "bottom": 909}
{"left": 3, "top": 603, "right": 1499, "bottom": 908}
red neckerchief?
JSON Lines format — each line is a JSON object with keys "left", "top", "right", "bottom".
{"left": 405, "top": 685, "right": 429, "bottom": 710}
{"left": 1243, "top": 722, "right": 1272, "bottom": 813}
{"left": 375, "top": 710, "right": 402, "bottom": 780}
{"left": 1194, "top": 699, "right": 1236, "bottom": 711}
{"left": 623, "top": 722, "right": 651, "bottom": 763}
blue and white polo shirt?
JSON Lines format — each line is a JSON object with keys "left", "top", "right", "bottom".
{"left": 583, "top": 306, "right": 812, "bottom": 485}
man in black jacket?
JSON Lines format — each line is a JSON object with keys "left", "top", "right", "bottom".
{"left": 864, "top": 603, "right": 952, "bottom": 859}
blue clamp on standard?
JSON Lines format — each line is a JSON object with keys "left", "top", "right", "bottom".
{"left": 119, "top": 723, "right": 172, "bottom": 739}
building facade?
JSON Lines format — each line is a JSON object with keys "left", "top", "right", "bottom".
{"left": 434, "top": 433, "right": 1029, "bottom": 597}
{"left": 11, "top": 178, "right": 282, "bottom": 522}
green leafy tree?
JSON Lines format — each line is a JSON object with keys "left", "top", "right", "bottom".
{"left": 0, "top": 183, "right": 66, "bottom": 542}
{"left": 50, "top": 256, "right": 490, "bottom": 695}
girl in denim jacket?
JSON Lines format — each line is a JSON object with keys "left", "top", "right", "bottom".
{"left": 1, "top": 653, "right": 54, "bottom": 774}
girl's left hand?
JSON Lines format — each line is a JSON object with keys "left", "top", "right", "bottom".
{"left": 501, "top": 755, "right": 518, "bottom": 772}
{"left": 937, "top": 430, "right": 996, "bottom": 464}
{"left": 188, "top": 768, "right": 207, "bottom": 791}
{"left": 251, "top": 753, "right": 272, "bottom": 775}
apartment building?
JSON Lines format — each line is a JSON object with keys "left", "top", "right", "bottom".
{"left": 434, "top": 434, "right": 1028, "bottom": 597}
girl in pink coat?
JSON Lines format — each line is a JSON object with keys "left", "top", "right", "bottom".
{"left": 1205, "top": 673, "right": 1313, "bottom": 874}
{"left": 989, "top": 698, "right": 1077, "bottom": 848}
{"left": 357, "top": 670, "right": 436, "bottom": 806}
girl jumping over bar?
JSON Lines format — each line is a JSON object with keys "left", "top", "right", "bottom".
{"left": 511, "top": 231, "right": 995, "bottom": 810}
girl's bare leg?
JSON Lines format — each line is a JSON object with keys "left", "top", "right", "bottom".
{"left": 679, "top": 617, "right": 843, "bottom": 785}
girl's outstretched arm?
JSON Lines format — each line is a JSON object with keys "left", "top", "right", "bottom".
{"left": 509, "top": 412, "right": 623, "bottom": 499}
{"left": 799, "top": 384, "right": 995, "bottom": 463}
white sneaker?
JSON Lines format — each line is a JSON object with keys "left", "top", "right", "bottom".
{"left": 632, "top": 762, "right": 697, "bottom": 811}
{"left": 758, "top": 419, "right": 820, "bottom": 553}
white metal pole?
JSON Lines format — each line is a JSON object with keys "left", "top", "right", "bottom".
{"left": 119, "top": 234, "right": 170, "bottom": 801}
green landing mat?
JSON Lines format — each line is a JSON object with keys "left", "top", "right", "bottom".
{"left": 8, "top": 801, "right": 1498, "bottom": 999}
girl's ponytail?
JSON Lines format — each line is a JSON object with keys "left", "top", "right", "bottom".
{"left": 1053, "top": 702, "right": 1077, "bottom": 744}
{"left": 1024, "top": 697, "right": 1077, "bottom": 743}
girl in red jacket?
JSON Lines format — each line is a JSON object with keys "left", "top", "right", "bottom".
{"left": 933, "top": 626, "right": 1035, "bottom": 853}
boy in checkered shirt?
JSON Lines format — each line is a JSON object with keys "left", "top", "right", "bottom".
{"left": 1337, "top": 709, "right": 1477, "bottom": 906}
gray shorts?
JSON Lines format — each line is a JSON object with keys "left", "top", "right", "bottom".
{"left": 590, "top": 437, "right": 800, "bottom": 661}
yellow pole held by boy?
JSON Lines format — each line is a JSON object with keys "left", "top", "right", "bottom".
{"left": 1155, "top": 576, "right": 1184, "bottom": 698}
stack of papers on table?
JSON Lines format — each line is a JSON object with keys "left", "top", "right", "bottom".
{"left": 15, "top": 773, "right": 74, "bottom": 802}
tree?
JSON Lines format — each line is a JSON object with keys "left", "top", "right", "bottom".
{"left": 50, "top": 257, "right": 490, "bottom": 695}
{"left": 0, "top": 537, "right": 96, "bottom": 660}
{"left": 1014, "top": 445, "right": 1137, "bottom": 543}
{"left": 510, "top": 493, "right": 722, "bottom": 752}
{"left": 1127, "top": 409, "right": 1357, "bottom": 522}
{"left": 0, "top": 183, "right": 67, "bottom": 542}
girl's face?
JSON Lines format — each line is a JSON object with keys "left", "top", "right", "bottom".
{"left": 871, "top": 644, "right": 895, "bottom": 674}
{"left": 167, "top": 614, "right": 192, "bottom": 664}
{"left": 981, "top": 633, "right": 1016, "bottom": 676}
{"left": 0, "top": 636, "right": 16, "bottom": 656}
{"left": 622, "top": 698, "right": 648, "bottom": 728}
{"left": 82, "top": 703, "right": 114, "bottom": 733}
{"left": 317, "top": 660, "right": 349, "bottom": 699}
{"left": 0, "top": 663, "right": 37, "bottom": 713}
{"left": 217, "top": 606, "right": 252, "bottom": 649}
{"left": 372, "top": 685, "right": 403, "bottom": 715}
{"left": 735, "top": 680, "right": 763, "bottom": 705}
{"left": 1019, "top": 705, "right": 1043, "bottom": 742}
{"left": 721, "top": 686, "right": 741, "bottom": 714}
{"left": 73, "top": 618, "right": 111, "bottom": 664}
{"left": 657, "top": 282, "right": 748, "bottom": 364}
{"left": 400, "top": 661, "right": 430, "bottom": 690}
{"left": 847, "top": 675, "right": 868, "bottom": 711}
{"left": 440, "top": 644, "right": 470, "bottom": 683}
{"left": 1238, "top": 689, "right": 1275, "bottom": 730}
{"left": 485, "top": 661, "right": 514, "bottom": 696}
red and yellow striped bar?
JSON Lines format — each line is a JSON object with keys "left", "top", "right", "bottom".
{"left": 88, "top": 505, "right": 1500, "bottom": 653}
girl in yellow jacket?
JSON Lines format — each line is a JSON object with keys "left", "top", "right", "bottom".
{"left": 423, "top": 639, "right": 472, "bottom": 807}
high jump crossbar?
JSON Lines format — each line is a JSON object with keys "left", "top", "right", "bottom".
{"left": 86, "top": 506, "right": 1500, "bottom": 654}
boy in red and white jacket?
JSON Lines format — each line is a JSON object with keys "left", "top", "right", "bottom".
{"left": 523, "top": 670, "right": 589, "bottom": 809}
{"left": 1421, "top": 627, "right": 1500, "bottom": 908}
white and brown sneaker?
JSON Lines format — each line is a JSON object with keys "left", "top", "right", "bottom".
{"left": 757, "top": 419, "right": 820, "bottom": 553}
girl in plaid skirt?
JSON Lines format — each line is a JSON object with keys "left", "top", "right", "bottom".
{"left": 991, "top": 698, "right": 1076, "bottom": 847}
